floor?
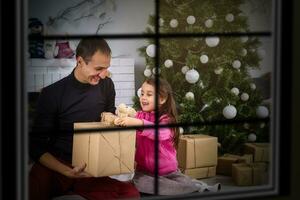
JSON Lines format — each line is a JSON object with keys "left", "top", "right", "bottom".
{"left": 52, "top": 174, "right": 270, "bottom": 199}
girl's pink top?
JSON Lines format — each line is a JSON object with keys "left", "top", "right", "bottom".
{"left": 135, "top": 111, "right": 178, "bottom": 175}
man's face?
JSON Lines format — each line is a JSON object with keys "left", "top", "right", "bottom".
{"left": 77, "top": 51, "right": 111, "bottom": 85}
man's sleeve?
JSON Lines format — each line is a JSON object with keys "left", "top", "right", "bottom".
{"left": 29, "top": 88, "right": 57, "bottom": 162}
{"left": 105, "top": 78, "right": 116, "bottom": 114}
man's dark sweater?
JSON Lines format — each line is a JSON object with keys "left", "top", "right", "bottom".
{"left": 29, "top": 70, "right": 116, "bottom": 163}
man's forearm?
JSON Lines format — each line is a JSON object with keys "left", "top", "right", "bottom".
{"left": 39, "top": 152, "right": 72, "bottom": 176}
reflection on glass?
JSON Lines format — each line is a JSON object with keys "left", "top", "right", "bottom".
{"left": 177, "top": 124, "right": 270, "bottom": 192}
{"left": 138, "top": 37, "right": 272, "bottom": 123}
{"left": 28, "top": 0, "right": 155, "bottom": 35}
{"left": 158, "top": 0, "right": 272, "bottom": 33}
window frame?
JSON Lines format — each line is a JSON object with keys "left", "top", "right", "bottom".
{"left": 17, "top": 0, "right": 283, "bottom": 199}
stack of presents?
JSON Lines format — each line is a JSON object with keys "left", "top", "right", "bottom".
{"left": 72, "top": 105, "right": 270, "bottom": 187}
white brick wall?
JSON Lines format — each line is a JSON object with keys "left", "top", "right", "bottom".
{"left": 27, "top": 58, "right": 135, "bottom": 106}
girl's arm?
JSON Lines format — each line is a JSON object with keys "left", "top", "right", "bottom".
{"left": 118, "top": 117, "right": 143, "bottom": 126}
{"left": 139, "top": 115, "right": 173, "bottom": 141}
{"left": 118, "top": 115, "right": 173, "bottom": 141}
{"left": 140, "top": 120, "right": 173, "bottom": 141}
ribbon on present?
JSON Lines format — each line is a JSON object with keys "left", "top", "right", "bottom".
{"left": 98, "top": 133, "right": 134, "bottom": 175}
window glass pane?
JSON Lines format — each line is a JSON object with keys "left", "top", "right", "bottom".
{"left": 177, "top": 124, "right": 271, "bottom": 193}
{"left": 27, "top": 38, "right": 153, "bottom": 130}
{"left": 28, "top": 0, "right": 155, "bottom": 35}
{"left": 158, "top": 0, "right": 272, "bottom": 34}
{"left": 139, "top": 37, "right": 274, "bottom": 124}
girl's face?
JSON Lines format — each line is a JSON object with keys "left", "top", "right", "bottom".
{"left": 140, "top": 82, "right": 166, "bottom": 112}
{"left": 140, "top": 82, "right": 155, "bottom": 112}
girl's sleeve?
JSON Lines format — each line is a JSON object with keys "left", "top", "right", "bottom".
{"left": 139, "top": 115, "right": 173, "bottom": 141}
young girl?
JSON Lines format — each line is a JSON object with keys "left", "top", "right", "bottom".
{"left": 118, "top": 78, "right": 221, "bottom": 195}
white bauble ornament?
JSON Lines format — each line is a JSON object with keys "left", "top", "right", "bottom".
{"left": 257, "top": 48, "right": 266, "bottom": 58}
{"left": 170, "top": 19, "right": 178, "bottom": 28}
{"left": 241, "top": 36, "right": 249, "bottom": 43}
{"left": 231, "top": 87, "right": 240, "bottom": 96}
{"left": 214, "top": 67, "right": 223, "bottom": 74}
{"left": 256, "top": 106, "right": 269, "bottom": 118}
{"left": 205, "top": 37, "right": 220, "bottom": 47}
{"left": 179, "top": 127, "right": 184, "bottom": 134}
{"left": 225, "top": 13, "right": 234, "bottom": 22}
{"left": 243, "top": 123, "right": 250, "bottom": 129}
{"left": 241, "top": 93, "right": 249, "bottom": 101}
{"left": 241, "top": 48, "right": 247, "bottom": 56}
{"left": 152, "top": 68, "right": 161, "bottom": 74}
{"left": 248, "top": 133, "right": 257, "bottom": 142}
{"left": 159, "top": 18, "right": 164, "bottom": 26}
{"left": 146, "top": 44, "right": 156, "bottom": 57}
{"left": 205, "top": 19, "right": 213, "bottom": 28}
{"left": 223, "top": 105, "right": 237, "bottom": 119}
{"left": 164, "top": 59, "right": 173, "bottom": 68}
{"left": 200, "top": 54, "right": 209, "bottom": 64}
{"left": 187, "top": 15, "right": 196, "bottom": 25}
{"left": 250, "top": 83, "right": 256, "bottom": 90}
{"left": 185, "top": 69, "right": 200, "bottom": 84}
{"left": 137, "top": 88, "right": 142, "bottom": 98}
{"left": 216, "top": 98, "right": 221, "bottom": 103}
{"left": 144, "top": 68, "right": 152, "bottom": 77}
{"left": 232, "top": 60, "right": 241, "bottom": 69}
{"left": 181, "top": 66, "right": 189, "bottom": 74}
{"left": 185, "top": 92, "right": 195, "bottom": 100}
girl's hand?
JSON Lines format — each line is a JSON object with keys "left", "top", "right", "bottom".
{"left": 118, "top": 117, "right": 143, "bottom": 126}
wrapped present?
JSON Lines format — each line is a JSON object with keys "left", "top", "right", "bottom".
{"left": 232, "top": 163, "right": 268, "bottom": 186}
{"left": 177, "top": 134, "right": 218, "bottom": 169}
{"left": 244, "top": 143, "right": 270, "bottom": 162}
{"left": 181, "top": 166, "right": 216, "bottom": 179}
{"left": 72, "top": 122, "right": 136, "bottom": 177}
{"left": 217, "top": 154, "right": 253, "bottom": 176}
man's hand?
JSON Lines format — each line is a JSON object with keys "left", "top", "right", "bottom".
{"left": 62, "top": 163, "right": 93, "bottom": 178}
{"left": 39, "top": 152, "right": 93, "bottom": 178}
{"left": 117, "top": 117, "right": 143, "bottom": 127}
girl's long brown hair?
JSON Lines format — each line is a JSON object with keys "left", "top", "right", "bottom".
{"left": 145, "top": 78, "right": 180, "bottom": 148}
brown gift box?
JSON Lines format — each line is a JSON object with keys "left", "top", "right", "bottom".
{"left": 181, "top": 166, "right": 216, "bottom": 179}
{"left": 217, "top": 154, "right": 253, "bottom": 176}
{"left": 72, "top": 122, "right": 136, "bottom": 177}
{"left": 177, "top": 134, "right": 218, "bottom": 169}
{"left": 232, "top": 163, "right": 268, "bottom": 186}
{"left": 244, "top": 143, "right": 270, "bottom": 162}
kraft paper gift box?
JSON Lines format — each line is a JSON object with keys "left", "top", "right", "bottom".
{"left": 181, "top": 166, "right": 216, "bottom": 179}
{"left": 177, "top": 134, "right": 218, "bottom": 169}
{"left": 217, "top": 154, "right": 253, "bottom": 176}
{"left": 244, "top": 143, "right": 270, "bottom": 162}
{"left": 232, "top": 163, "right": 268, "bottom": 186}
{"left": 72, "top": 122, "right": 136, "bottom": 177}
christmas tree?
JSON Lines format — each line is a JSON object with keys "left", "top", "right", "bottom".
{"left": 135, "top": 0, "right": 270, "bottom": 154}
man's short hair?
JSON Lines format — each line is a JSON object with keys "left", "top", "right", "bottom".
{"left": 76, "top": 38, "right": 111, "bottom": 63}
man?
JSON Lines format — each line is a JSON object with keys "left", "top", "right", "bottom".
{"left": 29, "top": 38, "right": 140, "bottom": 200}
